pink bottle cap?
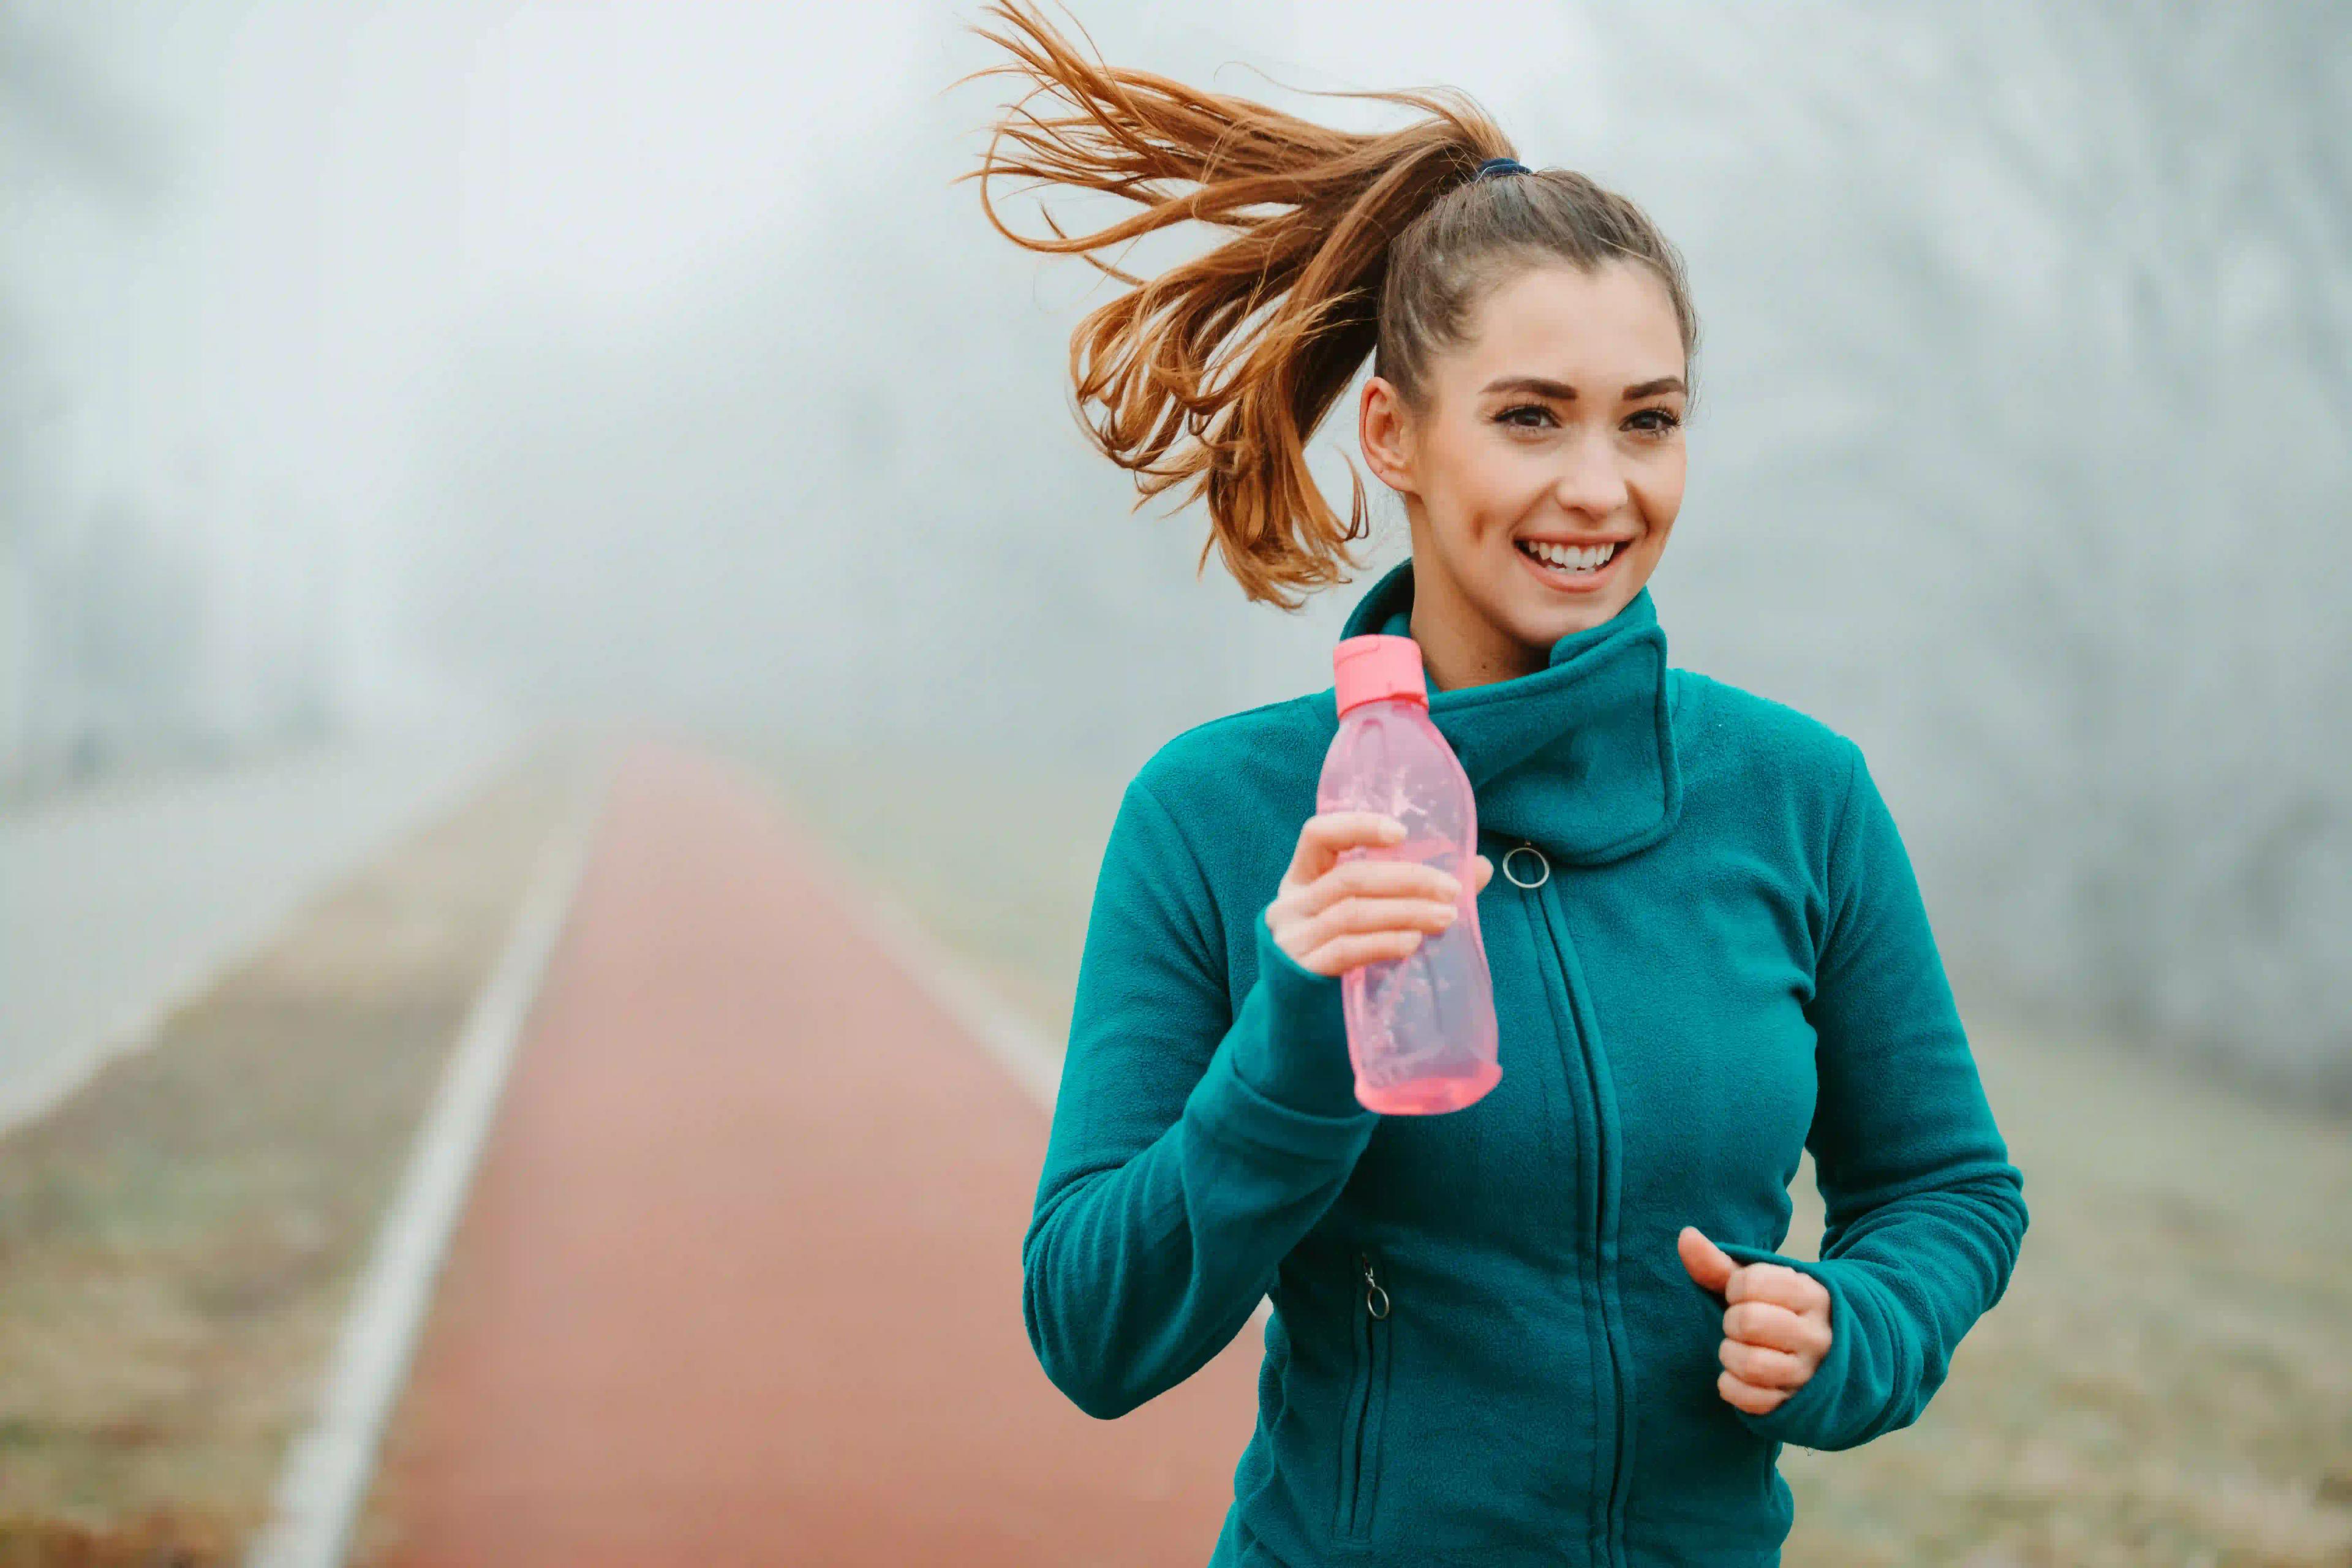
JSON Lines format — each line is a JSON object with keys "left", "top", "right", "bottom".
{"left": 1333, "top": 634, "right": 1428, "bottom": 715}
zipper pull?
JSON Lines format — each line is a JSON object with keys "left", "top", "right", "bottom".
{"left": 1501, "top": 841, "right": 1550, "bottom": 889}
{"left": 1359, "top": 1253, "right": 1390, "bottom": 1319}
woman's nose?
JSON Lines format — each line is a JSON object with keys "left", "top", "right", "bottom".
{"left": 1549, "top": 428, "right": 1630, "bottom": 516}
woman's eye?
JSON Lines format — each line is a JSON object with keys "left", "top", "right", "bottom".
{"left": 1497, "top": 404, "right": 1679, "bottom": 434}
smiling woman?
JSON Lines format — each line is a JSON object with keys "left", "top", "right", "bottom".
{"left": 956, "top": 5, "right": 2026, "bottom": 1566}
{"left": 1360, "top": 261, "right": 1695, "bottom": 688}
{"left": 956, "top": 2, "right": 1697, "bottom": 624}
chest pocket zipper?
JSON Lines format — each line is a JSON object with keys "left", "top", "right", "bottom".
{"left": 1336, "top": 1252, "right": 1392, "bottom": 1547}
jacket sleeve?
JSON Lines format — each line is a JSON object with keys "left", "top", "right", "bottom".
{"left": 1715, "top": 741, "right": 2030, "bottom": 1452}
{"left": 1022, "top": 775, "right": 1379, "bottom": 1420}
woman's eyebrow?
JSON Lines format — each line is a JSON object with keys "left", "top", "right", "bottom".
{"left": 1481, "top": 374, "right": 1687, "bottom": 399}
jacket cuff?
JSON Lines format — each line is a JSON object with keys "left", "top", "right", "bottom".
{"left": 1234, "top": 903, "right": 1367, "bottom": 1117}
{"left": 1182, "top": 906, "right": 1376, "bottom": 1158}
{"left": 1712, "top": 1242, "right": 1891, "bottom": 1453}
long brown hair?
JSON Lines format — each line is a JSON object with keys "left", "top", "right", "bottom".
{"left": 954, "top": 1, "right": 1700, "bottom": 610}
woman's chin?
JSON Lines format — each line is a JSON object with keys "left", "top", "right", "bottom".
{"left": 1513, "top": 590, "right": 1627, "bottom": 646}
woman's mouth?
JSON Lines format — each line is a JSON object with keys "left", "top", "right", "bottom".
{"left": 1513, "top": 536, "right": 1630, "bottom": 592}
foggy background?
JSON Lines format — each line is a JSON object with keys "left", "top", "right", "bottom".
{"left": 9, "top": 0, "right": 2342, "bottom": 1100}
{"left": 4, "top": 4, "right": 2350, "bottom": 1562}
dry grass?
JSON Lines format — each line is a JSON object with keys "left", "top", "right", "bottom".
{"left": 0, "top": 755, "right": 571, "bottom": 1564}
{"left": 754, "top": 741, "right": 2352, "bottom": 1568}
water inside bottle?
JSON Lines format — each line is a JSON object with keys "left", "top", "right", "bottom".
{"left": 1340, "top": 832, "right": 1501, "bottom": 1114}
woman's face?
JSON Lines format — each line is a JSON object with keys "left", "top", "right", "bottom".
{"left": 1360, "top": 259, "right": 1688, "bottom": 680}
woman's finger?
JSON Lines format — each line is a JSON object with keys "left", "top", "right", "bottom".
{"left": 1286, "top": 812, "right": 1404, "bottom": 884}
{"left": 1292, "top": 894, "right": 1459, "bottom": 956}
{"left": 1719, "top": 1338, "right": 1809, "bottom": 1390}
{"left": 1294, "top": 854, "right": 1462, "bottom": 916}
{"left": 1716, "top": 1369, "right": 1789, "bottom": 1415}
{"left": 1298, "top": 927, "right": 1426, "bottom": 976}
{"left": 1727, "top": 1262, "right": 1832, "bottom": 1319}
{"left": 1722, "top": 1300, "right": 1816, "bottom": 1355}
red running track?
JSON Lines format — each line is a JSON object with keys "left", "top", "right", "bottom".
{"left": 368, "top": 744, "right": 1260, "bottom": 1566}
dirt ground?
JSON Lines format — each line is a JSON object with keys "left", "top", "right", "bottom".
{"left": 0, "top": 753, "right": 573, "bottom": 1565}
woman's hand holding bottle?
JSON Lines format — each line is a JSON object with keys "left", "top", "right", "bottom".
{"left": 1267, "top": 811, "right": 1494, "bottom": 979}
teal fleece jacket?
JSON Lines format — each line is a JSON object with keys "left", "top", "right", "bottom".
{"left": 1024, "top": 557, "right": 2027, "bottom": 1566}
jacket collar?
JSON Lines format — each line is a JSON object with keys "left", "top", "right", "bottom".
{"left": 1336, "top": 556, "right": 1683, "bottom": 867}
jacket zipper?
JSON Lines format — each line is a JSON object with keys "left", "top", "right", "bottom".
{"left": 1516, "top": 841, "right": 1633, "bottom": 1567}
{"left": 1336, "top": 1251, "right": 1391, "bottom": 1545}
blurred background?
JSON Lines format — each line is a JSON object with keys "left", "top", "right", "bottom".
{"left": 2, "top": 2, "right": 2346, "bottom": 1565}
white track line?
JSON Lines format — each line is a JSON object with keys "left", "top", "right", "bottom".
{"left": 243, "top": 750, "right": 610, "bottom": 1568}
{"left": 852, "top": 888, "right": 1066, "bottom": 1114}
{"left": 776, "top": 787, "right": 1276, "bottom": 1334}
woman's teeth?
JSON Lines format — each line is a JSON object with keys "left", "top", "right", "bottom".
{"left": 1517, "top": 538, "right": 1622, "bottom": 573}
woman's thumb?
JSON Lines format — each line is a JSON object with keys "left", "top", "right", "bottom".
{"left": 1677, "top": 1225, "right": 1737, "bottom": 1293}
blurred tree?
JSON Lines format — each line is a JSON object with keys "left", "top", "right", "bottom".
{"left": 0, "top": 2, "right": 168, "bottom": 791}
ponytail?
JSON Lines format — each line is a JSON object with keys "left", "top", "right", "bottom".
{"left": 956, "top": 1, "right": 1700, "bottom": 610}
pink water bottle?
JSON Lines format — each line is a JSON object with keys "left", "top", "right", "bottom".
{"left": 1319, "top": 634, "right": 1501, "bottom": 1115}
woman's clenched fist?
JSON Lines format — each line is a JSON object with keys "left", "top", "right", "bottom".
{"left": 1676, "top": 1226, "right": 1834, "bottom": 1415}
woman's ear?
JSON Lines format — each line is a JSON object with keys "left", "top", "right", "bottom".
{"left": 1359, "top": 375, "right": 1419, "bottom": 497}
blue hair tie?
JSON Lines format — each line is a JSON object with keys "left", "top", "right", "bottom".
{"left": 1474, "top": 156, "right": 1531, "bottom": 181}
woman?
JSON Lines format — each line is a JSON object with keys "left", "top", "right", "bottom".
{"left": 959, "top": 6, "right": 2028, "bottom": 1563}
